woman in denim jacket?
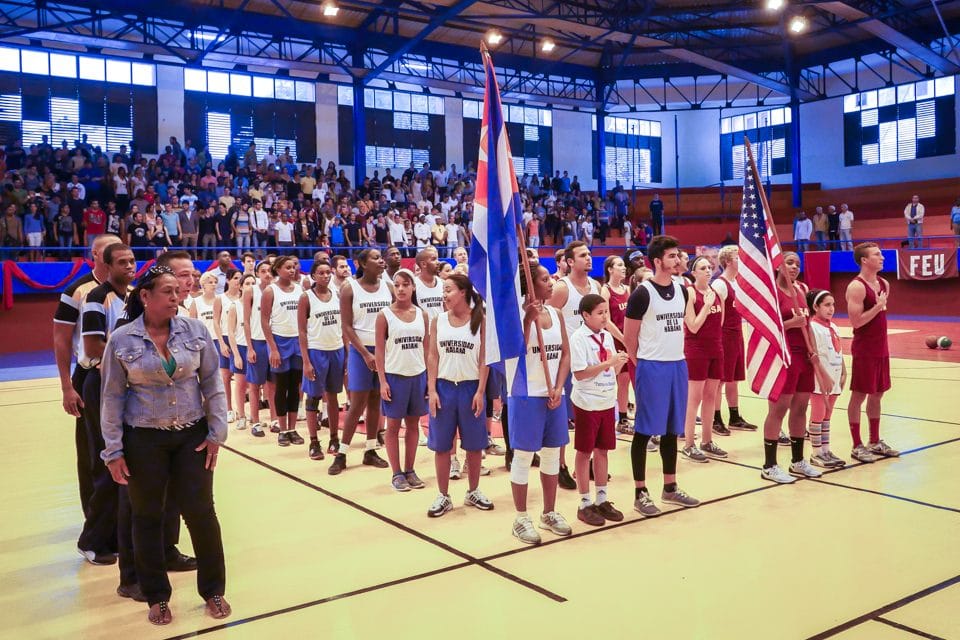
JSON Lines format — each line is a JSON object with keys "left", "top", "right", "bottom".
{"left": 100, "top": 266, "right": 231, "bottom": 625}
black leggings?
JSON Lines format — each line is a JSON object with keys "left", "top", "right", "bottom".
{"left": 273, "top": 368, "right": 302, "bottom": 417}
{"left": 630, "top": 433, "right": 678, "bottom": 482}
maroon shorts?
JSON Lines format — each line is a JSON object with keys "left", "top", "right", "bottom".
{"left": 686, "top": 355, "right": 723, "bottom": 381}
{"left": 850, "top": 356, "right": 891, "bottom": 394}
{"left": 782, "top": 351, "right": 815, "bottom": 395}
{"left": 614, "top": 338, "right": 636, "bottom": 381}
{"left": 721, "top": 331, "right": 745, "bottom": 382}
{"left": 573, "top": 406, "right": 617, "bottom": 453}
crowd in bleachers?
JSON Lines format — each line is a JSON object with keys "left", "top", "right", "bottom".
{"left": 0, "top": 135, "right": 654, "bottom": 262}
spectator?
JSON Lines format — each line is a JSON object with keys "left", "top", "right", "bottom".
{"left": 793, "top": 210, "right": 812, "bottom": 253}
{"left": 838, "top": 203, "right": 855, "bottom": 251}
{"left": 951, "top": 197, "right": 960, "bottom": 248}
{"left": 812, "top": 206, "right": 829, "bottom": 250}
{"left": 904, "top": 195, "right": 924, "bottom": 249}
{"left": 23, "top": 202, "right": 45, "bottom": 261}
{"left": 54, "top": 205, "right": 78, "bottom": 252}
{"left": 160, "top": 203, "right": 183, "bottom": 247}
{"left": 275, "top": 212, "right": 295, "bottom": 249}
{"left": 83, "top": 200, "right": 106, "bottom": 246}
{"left": 649, "top": 193, "right": 664, "bottom": 235}
{"left": 826, "top": 205, "right": 840, "bottom": 249}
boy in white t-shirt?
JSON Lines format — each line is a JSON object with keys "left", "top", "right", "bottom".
{"left": 570, "top": 293, "right": 629, "bottom": 526}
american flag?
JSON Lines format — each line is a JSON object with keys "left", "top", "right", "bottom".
{"left": 735, "top": 143, "right": 790, "bottom": 400}
{"left": 468, "top": 47, "right": 526, "bottom": 376}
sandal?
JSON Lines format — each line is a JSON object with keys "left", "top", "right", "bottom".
{"left": 206, "top": 595, "right": 232, "bottom": 620}
{"left": 148, "top": 601, "right": 172, "bottom": 626}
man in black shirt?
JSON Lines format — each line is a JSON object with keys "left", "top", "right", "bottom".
{"left": 214, "top": 204, "right": 234, "bottom": 250}
{"left": 649, "top": 193, "right": 665, "bottom": 235}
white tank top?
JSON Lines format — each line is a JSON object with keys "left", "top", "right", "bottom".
{"left": 636, "top": 280, "right": 686, "bottom": 362}
{"left": 269, "top": 282, "right": 301, "bottom": 338}
{"left": 249, "top": 285, "right": 265, "bottom": 341}
{"left": 508, "top": 306, "right": 564, "bottom": 398}
{"left": 560, "top": 275, "right": 600, "bottom": 336}
{"left": 436, "top": 311, "right": 480, "bottom": 383}
{"left": 382, "top": 306, "right": 426, "bottom": 375}
{"left": 350, "top": 278, "right": 392, "bottom": 347}
{"left": 306, "top": 288, "right": 344, "bottom": 351}
{"left": 415, "top": 275, "right": 444, "bottom": 319}
{"left": 218, "top": 293, "right": 237, "bottom": 338}
{"left": 232, "top": 297, "right": 247, "bottom": 347}
{"left": 193, "top": 295, "right": 217, "bottom": 340}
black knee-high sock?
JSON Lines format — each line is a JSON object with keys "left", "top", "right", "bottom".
{"left": 763, "top": 439, "right": 778, "bottom": 469}
{"left": 273, "top": 371, "right": 289, "bottom": 418}
{"left": 631, "top": 434, "right": 650, "bottom": 488}
{"left": 287, "top": 368, "right": 302, "bottom": 415}
{"left": 659, "top": 433, "right": 678, "bottom": 475}
{"left": 790, "top": 436, "right": 805, "bottom": 464}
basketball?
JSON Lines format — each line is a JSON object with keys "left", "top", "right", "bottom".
{"left": 925, "top": 336, "right": 939, "bottom": 349}
{"left": 937, "top": 337, "right": 953, "bottom": 350}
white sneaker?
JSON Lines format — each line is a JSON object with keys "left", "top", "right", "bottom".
{"left": 427, "top": 494, "right": 453, "bottom": 518}
{"left": 227, "top": 410, "right": 236, "bottom": 423}
{"left": 851, "top": 444, "right": 880, "bottom": 463}
{"left": 419, "top": 434, "right": 428, "bottom": 446}
{"left": 760, "top": 464, "right": 796, "bottom": 484}
{"left": 462, "top": 462, "right": 491, "bottom": 477}
{"left": 789, "top": 459, "right": 822, "bottom": 478}
{"left": 235, "top": 417, "right": 247, "bottom": 431}
{"left": 512, "top": 514, "right": 541, "bottom": 544}
{"left": 449, "top": 457, "right": 462, "bottom": 480}
{"left": 539, "top": 511, "right": 572, "bottom": 536}
{"left": 464, "top": 489, "right": 494, "bottom": 510}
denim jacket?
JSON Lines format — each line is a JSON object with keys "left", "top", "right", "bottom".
{"left": 100, "top": 315, "right": 228, "bottom": 462}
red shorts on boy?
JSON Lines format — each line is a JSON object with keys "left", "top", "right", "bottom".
{"left": 573, "top": 406, "right": 617, "bottom": 453}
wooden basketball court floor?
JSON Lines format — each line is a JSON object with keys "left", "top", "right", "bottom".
{"left": 2, "top": 337, "right": 959, "bottom": 640}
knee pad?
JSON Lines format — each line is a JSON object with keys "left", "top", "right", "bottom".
{"left": 510, "top": 450, "right": 535, "bottom": 485}
{"left": 305, "top": 396, "right": 320, "bottom": 412}
{"left": 539, "top": 446, "right": 561, "bottom": 475}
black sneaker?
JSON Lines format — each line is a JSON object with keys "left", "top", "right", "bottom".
{"left": 259, "top": 398, "right": 269, "bottom": 410}
{"left": 712, "top": 421, "right": 732, "bottom": 436}
{"left": 117, "top": 583, "right": 147, "bottom": 602}
{"left": 77, "top": 548, "right": 117, "bottom": 565}
{"left": 321, "top": 417, "right": 329, "bottom": 428}
{"left": 363, "top": 449, "right": 389, "bottom": 468}
{"left": 269, "top": 421, "right": 281, "bottom": 434}
{"left": 376, "top": 429, "right": 385, "bottom": 446}
{"left": 165, "top": 551, "right": 197, "bottom": 572}
{"left": 729, "top": 417, "right": 758, "bottom": 431}
{"left": 277, "top": 431, "right": 291, "bottom": 447}
{"left": 557, "top": 465, "right": 576, "bottom": 490}
{"left": 531, "top": 453, "right": 540, "bottom": 467}
{"left": 328, "top": 453, "right": 347, "bottom": 475}
{"left": 308, "top": 441, "right": 324, "bottom": 460}
{"left": 327, "top": 438, "right": 340, "bottom": 455}
{"left": 568, "top": 419, "right": 576, "bottom": 431}
{"left": 288, "top": 430, "right": 305, "bottom": 445}
{"left": 777, "top": 431, "right": 791, "bottom": 446}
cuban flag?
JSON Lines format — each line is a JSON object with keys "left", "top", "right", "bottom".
{"left": 468, "top": 47, "right": 526, "bottom": 391}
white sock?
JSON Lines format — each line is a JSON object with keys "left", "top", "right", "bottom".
{"left": 365, "top": 439, "right": 378, "bottom": 451}
{"left": 579, "top": 492, "right": 592, "bottom": 508}
{"left": 596, "top": 486, "right": 608, "bottom": 504}
{"left": 338, "top": 441, "right": 349, "bottom": 455}
{"left": 516, "top": 511, "right": 528, "bottom": 520}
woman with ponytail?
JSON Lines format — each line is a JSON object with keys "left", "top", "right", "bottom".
{"left": 425, "top": 272, "right": 492, "bottom": 516}
{"left": 100, "top": 266, "right": 231, "bottom": 625}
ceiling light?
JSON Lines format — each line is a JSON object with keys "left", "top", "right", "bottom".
{"left": 788, "top": 15, "right": 807, "bottom": 33}
{"left": 541, "top": 39, "right": 555, "bottom": 53}
{"left": 486, "top": 31, "right": 503, "bottom": 45}
{"left": 766, "top": 0, "right": 784, "bottom": 10}
{"left": 322, "top": 2, "right": 339, "bottom": 17}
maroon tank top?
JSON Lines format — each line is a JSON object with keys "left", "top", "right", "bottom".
{"left": 606, "top": 284, "right": 629, "bottom": 332}
{"left": 716, "top": 275, "right": 742, "bottom": 333}
{"left": 685, "top": 288, "right": 723, "bottom": 358}
{"left": 777, "top": 284, "right": 808, "bottom": 354}
{"left": 851, "top": 276, "right": 889, "bottom": 357}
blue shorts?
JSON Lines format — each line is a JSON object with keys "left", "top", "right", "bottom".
{"left": 633, "top": 359, "right": 688, "bottom": 437}
{"left": 217, "top": 337, "right": 231, "bottom": 370}
{"left": 231, "top": 344, "right": 248, "bottom": 375}
{"left": 302, "top": 348, "right": 345, "bottom": 398}
{"left": 270, "top": 335, "right": 302, "bottom": 373}
{"left": 428, "top": 379, "right": 487, "bottom": 452}
{"left": 485, "top": 367, "right": 505, "bottom": 417}
{"left": 346, "top": 345, "right": 379, "bottom": 392}
{"left": 246, "top": 339, "right": 271, "bottom": 385}
{"left": 507, "top": 396, "right": 569, "bottom": 452}
{"left": 381, "top": 372, "right": 428, "bottom": 419}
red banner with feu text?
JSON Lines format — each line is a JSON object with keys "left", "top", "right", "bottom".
{"left": 896, "top": 249, "right": 958, "bottom": 281}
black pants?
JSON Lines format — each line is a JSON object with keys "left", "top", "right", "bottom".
{"left": 71, "top": 366, "right": 94, "bottom": 518}
{"left": 118, "top": 486, "right": 186, "bottom": 586}
{"left": 124, "top": 420, "right": 226, "bottom": 605}
{"left": 77, "top": 369, "right": 118, "bottom": 554}
{"left": 652, "top": 214, "right": 664, "bottom": 236}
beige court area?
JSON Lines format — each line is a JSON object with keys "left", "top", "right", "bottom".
{"left": 2, "top": 354, "right": 959, "bottom": 640}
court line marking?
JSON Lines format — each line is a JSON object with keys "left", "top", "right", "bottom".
{"left": 806, "top": 573, "right": 960, "bottom": 639}
{"left": 873, "top": 616, "right": 947, "bottom": 640}
{"left": 0, "top": 399, "right": 60, "bottom": 408}
{"left": 810, "top": 477, "right": 960, "bottom": 515}
{"left": 221, "top": 443, "right": 566, "bottom": 603}
{"left": 159, "top": 562, "right": 473, "bottom": 640}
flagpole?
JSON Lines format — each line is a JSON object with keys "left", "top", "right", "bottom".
{"left": 744, "top": 136, "right": 823, "bottom": 392}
